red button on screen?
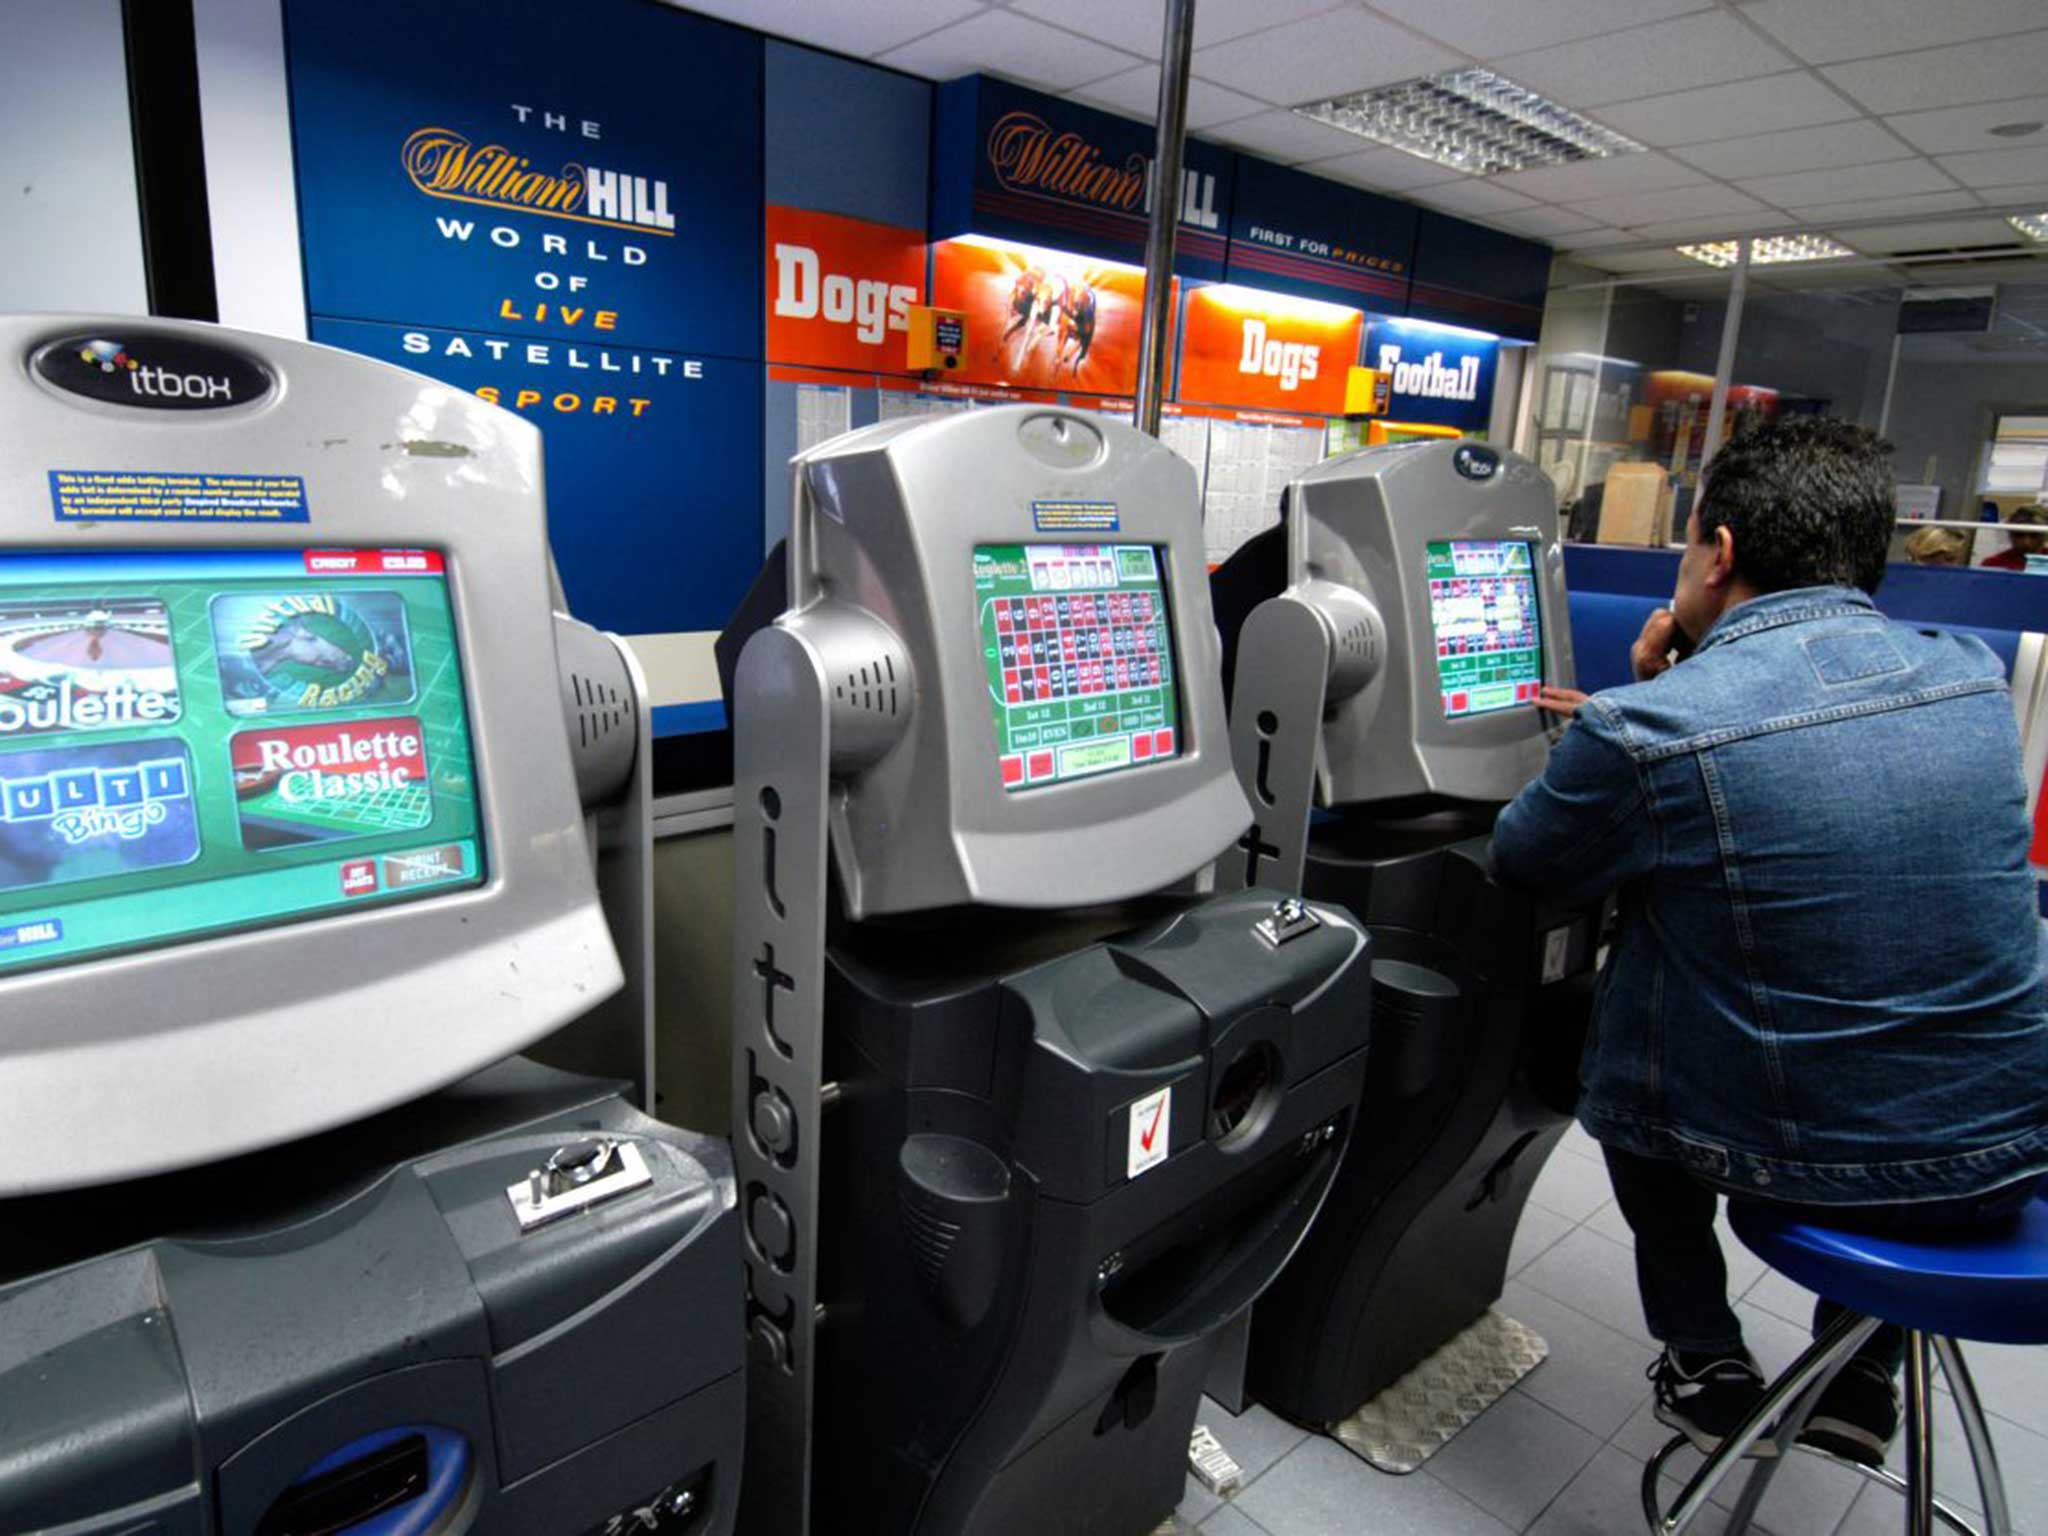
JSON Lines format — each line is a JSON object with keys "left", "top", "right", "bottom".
{"left": 1000, "top": 754, "right": 1024, "bottom": 786}
{"left": 1028, "top": 750, "right": 1055, "bottom": 781}
{"left": 1133, "top": 733, "right": 1154, "bottom": 761}
{"left": 1154, "top": 728, "right": 1174, "bottom": 756}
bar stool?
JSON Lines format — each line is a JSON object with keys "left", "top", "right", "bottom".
{"left": 1643, "top": 1190, "right": 2048, "bottom": 1536}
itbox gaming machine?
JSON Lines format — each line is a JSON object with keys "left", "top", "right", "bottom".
{"left": 724, "top": 406, "right": 1373, "bottom": 1535}
{"left": 0, "top": 318, "right": 740, "bottom": 1535}
{"left": 1212, "top": 439, "right": 1602, "bottom": 1456}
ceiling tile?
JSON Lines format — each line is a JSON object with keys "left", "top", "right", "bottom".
{"left": 1936, "top": 143, "right": 2048, "bottom": 188}
{"left": 1410, "top": 180, "right": 1540, "bottom": 217}
{"left": 1628, "top": 212, "right": 1801, "bottom": 241}
{"left": 1780, "top": 188, "right": 1985, "bottom": 221}
{"left": 1887, "top": 97, "right": 2048, "bottom": 156}
{"left": 1737, "top": 157, "right": 1959, "bottom": 208}
{"left": 876, "top": 9, "right": 1138, "bottom": 89}
{"left": 658, "top": 0, "right": 980, "bottom": 58}
{"left": 1202, "top": 107, "right": 1381, "bottom": 164}
{"left": 1579, "top": 248, "right": 1718, "bottom": 273}
{"left": 1976, "top": 183, "right": 2048, "bottom": 211}
{"left": 1072, "top": 66, "right": 1267, "bottom": 129}
{"left": 1493, "top": 11, "right": 1795, "bottom": 109}
{"left": 1822, "top": 30, "right": 2048, "bottom": 115}
{"left": 1828, "top": 216, "right": 2029, "bottom": 251}
{"left": 1591, "top": 72, "right": 1861, "bottom": 148}
{"left": 1010, "top": 0, "right": 1346, "bottom": 59}
{"left": 1299, "top": 145, "right": 1468, "bottom": 192}
{"left": 1489, "top": 151, "right": 1707, "bottom": 203}
{"left": 1565, "top": 182, "right": 1770, "bottom": 227}
{"left": 1738, "top": 0, "right": 2048, "bottom": 66}
{"left": 1484, "top": 205, "right": 1611, "bottom": 238}
{"left": 1362, "top": 0, "right": 1707, "bottom": 59}
{"left": 1550, "top": 228, "right": 1638, "bottom": 250}
{"left": 1671, "top": 120, "right": 1912, "bottom": 180}
{"left": 1192, "top": 9, "right": 1462, "bottom": 103}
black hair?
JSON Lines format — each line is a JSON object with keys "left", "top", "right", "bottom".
{"left": 1694, "top": 416, "right": 1895, "bottom": 594}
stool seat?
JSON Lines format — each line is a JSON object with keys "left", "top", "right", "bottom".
{"left": 1730, "top": 1194, "right": 2048, "bottom": 1346}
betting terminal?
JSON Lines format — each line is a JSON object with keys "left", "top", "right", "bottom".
{"left": 0, "top": 318, "right": 742, "bottom": 1535}
{"left": 1212, "top": 438, "right": 1604, "bottom": 1448}
{"left": 721, "top": 405, "right": 1374, "bottom": 1535}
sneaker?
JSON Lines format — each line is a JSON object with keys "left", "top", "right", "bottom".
{"left": 1798, "top": 1358, "right": 1899, "bottom": 1467}
{"left": 1650, "top": 1349, "right": 1771, "bottom": 1454}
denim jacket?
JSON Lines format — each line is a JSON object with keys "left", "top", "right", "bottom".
{"left": 1495, "top": 586, "right": 2048, "bottom": 1206}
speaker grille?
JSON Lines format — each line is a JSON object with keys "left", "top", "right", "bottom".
{"left": 569, "top": 671, "right": 627, "bottom": 750}
{"left": 834, "top": 651, "right": 902, "bottom": 717}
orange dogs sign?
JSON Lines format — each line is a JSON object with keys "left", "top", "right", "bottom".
{"left": 1178, "top": 286, "right": 1362, "bottom": 417}
{"left": 929, "top": 237, "right": 1160, "bottom": 396}
{"left": 766, "top": 206, "right": 926, "bottom": 373}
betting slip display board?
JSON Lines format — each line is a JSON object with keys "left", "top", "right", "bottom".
{"left": 1425, "top": 539, "right": 1543, "bottom": 719}
{"left": 975, "top": 543, "right": 1179, "bottom": 791}
{"left": 0, "top": 547, "right": 483, "bottom": 972}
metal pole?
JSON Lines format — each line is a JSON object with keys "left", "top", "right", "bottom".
{"left": 1700, "top": 238, "right": 1749, "bottom": 474}
{"left": 1134, "top": 0, "right": 1195, "bottom": 437}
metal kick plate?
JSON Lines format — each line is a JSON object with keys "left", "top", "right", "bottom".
{"left": 1331, "top": 1310, "right": 1550, "bottom": 1474}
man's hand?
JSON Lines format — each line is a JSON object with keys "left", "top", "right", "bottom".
{"left": 1536, "top": 685, "right": 1589, "bottom": 718}
{"left": 1632, "top": 609, "right": 1685, "bottom": 682}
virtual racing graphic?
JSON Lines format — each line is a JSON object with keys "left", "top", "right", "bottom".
{"left": 976, "top": 543, "right": 1178, "bottom": 792}
{"left": 0, "top": 549, "right": 481, "bottom": 971}
{"left": 213, "top": 589, "right": 415, "bottom": 716}
{"left": 0, "top": 596, "right": 181, "bottom": 738}
{"left": 1426, "top": 540, "right": 1543, "bottom": 718}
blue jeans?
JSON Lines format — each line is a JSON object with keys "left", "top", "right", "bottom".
{"left": 1603, "top": 1146, "right": 2042, "bottom": 1368}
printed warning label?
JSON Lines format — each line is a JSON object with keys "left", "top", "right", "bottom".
{"left": 49, "top": 470, "right": 310, "bottom": 524}
{"left": 1126, "top": 1083, "right": 1171, "bottom": 1180}
{"left": 1033, "top": 499, "right": 1119, "bottom": 533}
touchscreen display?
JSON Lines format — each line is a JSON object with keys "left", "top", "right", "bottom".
{"left": 975, "top": 543, "right": 1179, "bottom": 792}
{"left": 0, "top": 548, "right": 483, "bottom": 971}
{"left": 1426, "top": 539, "right": 1543, "bottom": 718}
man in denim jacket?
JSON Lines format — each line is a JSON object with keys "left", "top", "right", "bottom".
{"left": 1495, "top": 418, "right": 2048, "bottom": 1462}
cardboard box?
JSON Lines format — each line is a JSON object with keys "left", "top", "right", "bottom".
{"left": 1598, "top": 461, "right": 1669, "bottom": 546}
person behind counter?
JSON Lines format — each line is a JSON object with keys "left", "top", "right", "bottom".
{"left": 1501, "top": 418, "right": 2048, "bottom": 1466}
{"left": 1980, "top": 504, "right": 2047, "bottom": 571}
{"left": 1902, "top": 524, "right": 1969, "bottom": 566}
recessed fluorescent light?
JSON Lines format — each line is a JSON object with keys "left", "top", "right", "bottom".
{"left": 1295, "top": 68, "right": 1645, "bottom": 177}
{"left": 1677, "top": 233, "right": 1857, "bottom": 268}
{"left": 2010, "top": 212, "right": 2048, "bottom": 242}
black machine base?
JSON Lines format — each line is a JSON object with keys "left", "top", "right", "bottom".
{"left": 0, "top": 1059, "right": 743, "bottom": 1536}
{"left": 1247, "top": 817, "right": 1597, "bottom": 1429}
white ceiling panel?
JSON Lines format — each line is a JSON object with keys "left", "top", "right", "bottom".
{"left": 1738, "top": 157, "right": 1960, "bottom": 208}
{"left": 1590, "top": 72, "right": 1861, "bottom": 148}
{"left": 1410, "top": 179, "right": 1540, "bottom": 217}
{"left": 659, "top": 0, "right": 982, "bottom": 58}
{"left": 1738, "top": 0, "right": 2048, "bottom": 67}
{"left": 1489, "top": 150, "right": 1708, "bottom": 204}
{"left": 1937, "top": 143, "right": 2048, "bottom": 189}
{"left": 1628, "top": 212, "right": 1801, "bottom": 241}
{"left": 1201, "top": 107, "right": 1384, "bottom": 164}
{"left": 1828, "top": 216, "right": 2028, "bottom": 251}
{"left": 1576, "top": 248, "right": 1716, "bottom": 274}
{"left": 876, "top": 9, "right": 1137, "bottom": 89}
{"left": 1483, "top": 205, "right": 1612, "bottom": 238}
{"left": 1192, "top": 9, "right": 1462, "bottom": 104}
{"left": 1073, "top": 66, "right": 1266, "bottom": 129}
{"left": 1670, "top": 120, "right": 1913, "bottom": 180}
{"left": 1012, "top": 0, "right": 1348, "bottom": 60}
{"left": 1886, "top": 97, "right": 2048, "bottom": 156}
{"left": 1977, "top": 184, "right": 2048, "bottom": 211}
{"left": 1822, "top": 30, "right": 2048, "bottom": 116}
{"left": 1779, "top": 188, "right": 1985, "bottom": 221}
{"left": 1300, "top": 145, "right": 1469, "bottom": 192}
{"left": 1550, "top": 228, "right": 1637, "bottom": 251}
{"left": 1565, "top": 181, "right": 1770, "bottom": 228}
{"left": 1361, "top": 0, "right": 1706, "bottom": 60}
{"left": 1493, "top": 11, "right": 1795, "bottom": 109}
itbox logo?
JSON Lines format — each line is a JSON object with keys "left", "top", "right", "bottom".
{"left": 34, "top": 332, "right": 273, "bottom": 412}
{"left": 1238, "top": 317, "right": 1320, "bottom": 393}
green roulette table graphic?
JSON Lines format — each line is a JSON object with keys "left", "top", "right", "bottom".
{"left": 1424, "top": 539, "right": 1543, "bottom": 719}
{"left": 0, "top": 549, "right": 482, "bottom": 970}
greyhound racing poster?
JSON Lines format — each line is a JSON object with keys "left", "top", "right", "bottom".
{"left": 930, "top": 237, "right": 1170, "bottom": 398}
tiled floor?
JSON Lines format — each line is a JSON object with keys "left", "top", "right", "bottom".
{"left": 1177, "top": 1125, "right": 2048, "bottom": 1536}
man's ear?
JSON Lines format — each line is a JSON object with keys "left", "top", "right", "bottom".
{"left": 1707, "top": 523, "right": 1737, "bottom": 590}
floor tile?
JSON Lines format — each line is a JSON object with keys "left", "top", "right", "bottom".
{"left": 1423, "top": 1389, "right": 1602, "bottom": 1530}
{"left": 1499, "top": 1278, "right": 1657, "bottom": 1439}
{"left": 1881, "top": 1381, "right": 2048, "bottom": 1534}
{"left": 1177, "top": 1474, "right": 1222, "bottom": 1525}
{"left": 1198, "top": 1505, "right": 1269, "bottom": 1536}
{"left": 1518, "top": 1224, "right": 1658, "bottom": 1347}
{"left": 1199, "top": 1397, "right": 1309, "bottom": 1488}
{"left": 1582, "top": 1198, "right": 1633, "bottom": 1246}
{"left": 1527, "top": 1148, "right": 1616, "bottom": 1224}
{"left": 1714, "top": 1209, "right": 1769, "bottom": 1297}
{"left": 1742, "top": 1266, "right": 1822, "bottom": 1332}
{"left": 1946, "top": 1341, "right": 2048, "bottom": 1435}
{"left": 1527, "top": 1444, "right": 1768, "bottom": 1536}
{"left": 1558, "top": 1121, "right": 1601, "bottom": 1164}
{"left": 1234, "top": 1437, "right": 1516, "bottom": 1536}
{"left": 1508, "top": 1202, "right": 1575, "bottom": 1278}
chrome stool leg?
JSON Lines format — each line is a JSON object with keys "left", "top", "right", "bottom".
{"left": 1935, "top": 1335, "right": 2013, "bottom": 1536}
{"left": 1723, "top": 1331, "right": 1854, "bottom": 1536}
{"left": 1644, "top": 1310, "right": 1880, "bottom": 1535}
{"left": 1906, "top": 1331, "right": 1936, "bottom": 1536}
